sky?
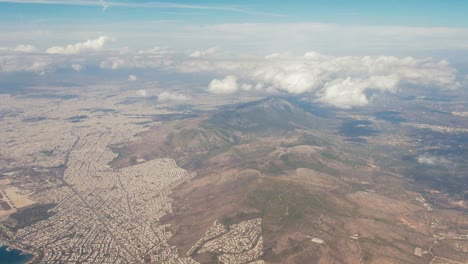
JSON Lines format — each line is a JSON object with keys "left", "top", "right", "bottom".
{"left": 1, "top": 0, "right": 468, "bottom": 53}
{"left": 0, "top": 0, "right": 467, "bottom": 108}
{"left": 1, "top": 0, "right": 468, "bottom": 26}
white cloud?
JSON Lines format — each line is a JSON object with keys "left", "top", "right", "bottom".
{"left": 0, "top": 55, "right": 52, "bottom": 72}
{"left": 157, "top": 91, "right": 189, "bottom": 103}
{"left": 119, "top": 47, "right": 130, "bottom": 54}
{"left": 12, "top": 44, "right": 37, "bottom": 53}
{"left": 135, "top": 89, "right": 147, "bottom": 97}
{"left": 71, "top": 63, "right": 83, "bottom": 71}
{"left": 265, "top": 52, "right": 293, "bottom": 59}
{"left": 417, "top": 153, "right": 451, "bottom": 166}
{"left": 241, "top": 83, "right": 253, "bottom": 91}
{"left": 189, "top": 47, "right": 218, "bottom": 58}
{"left": 208, "top": 75, "right": 238, "bottom": 94}
{"left": 316, "top": 75, "right": 400, "bottom": 108}
{"left": 317, "top": 78, "right": 371, "bottom": 108}
{"left": 138, "top": 47, "right": 170, "bottom": 57}
{"left": 99, "top": 55, "right": 173, "bottom": 70}
{"left": 46, "top": 35, "right": 114, "bottom": 54}
{"left": 0, "top": 43, "right": 462, "bottom": 108}
{"left": 265, "top": 53, "right": 281, "bottom": 59}
{"left": 100, "top": 57, "right": 126, "bottom": 70}
{"left": 167, "top": 52, "right": 460, "bottom": 107}
{"left": 128, "top": 74, "right": 137, "bottom": 81}
{"left": 303, "top": 51, "right": 322, "bottom": 59}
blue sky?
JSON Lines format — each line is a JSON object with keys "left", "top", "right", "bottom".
{"left": 1, "top": 0, "right": 468, "bottom": 57}
{"left": 1, "top": 0, "right": 468, "bottom": 27}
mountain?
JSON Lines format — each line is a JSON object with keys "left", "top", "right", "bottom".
{"left": 107, "top": 96, "right": 455, "bottom": 263}
{"left": 110, "top": 97, "right": 330, "bottom": 169}
{"left": 208, "top": 97, "right": 320, "bottom": 133}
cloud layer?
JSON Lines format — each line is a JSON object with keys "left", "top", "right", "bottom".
{"left": 181, "top": 52, "right": 460, "bottom": 107}
{"left": 0, "top": 35, "right": 463, "bottom": 109}
{"left": 46, "top": 36, "right": 113, "bottom": 55}
{"left": 189, "top": 47, "right": 218, "bottom": 58}
{"left": 0, "top": 54, "right": 52, "bottom": 72}
{"left": 12, "top": 44, "right": 37, "bottom": 53}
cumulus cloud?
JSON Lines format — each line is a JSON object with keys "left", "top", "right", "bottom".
{"left": 135, "top": 89, "right": 147, "bottom": 97}
{"left": 317, "top": 78, "right": 372, "bottom": 108}
{"left": 12, "top": 44, "right": 37, "bottom": 53}
{"left": 128, "top": 74, "right": 137, "bottom": 81}
{"left": 189, "top": 47, "right": 218, "bottom": 58}
{"left": 316, "top": 75, "right": 400, "bottom": 108}
{"left": 417, "top": 153, "right": 451, "bottom": 166}
{"left": 157, "top": 91, "right": 189, "bottom": 103}
{"left": 46, "top": 36, "right": 114, "bottom": 54}
{"left": 169, "top": 52, "right": 460, "bottom": 107}
{"left": 208, "top": 75, "right": 239, "bottom": 94}
{"left": 246, "top": 55, "right": 457, "bottom": 98}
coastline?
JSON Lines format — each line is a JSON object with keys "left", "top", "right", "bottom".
{"left": 0, "top": 240, "right": 38, "bottom": 264}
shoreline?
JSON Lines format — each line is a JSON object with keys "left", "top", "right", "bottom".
{"left": 0, "top": 240, "right": 39, "bottom": 264}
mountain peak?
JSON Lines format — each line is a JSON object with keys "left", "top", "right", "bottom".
{"left": 209, "top": 97, "right": 316, "bottom": 133}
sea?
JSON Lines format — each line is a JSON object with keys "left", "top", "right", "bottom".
{"left": 0, "top": 245, "right": 33, "bottom": 264}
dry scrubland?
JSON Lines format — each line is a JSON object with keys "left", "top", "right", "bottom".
{"left": 0, "top": 86, "right": 466, "bottom": 264}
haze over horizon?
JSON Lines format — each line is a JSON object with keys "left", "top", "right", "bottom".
{"left": 1, "top": 0, "right": 468, "bottom": 55}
